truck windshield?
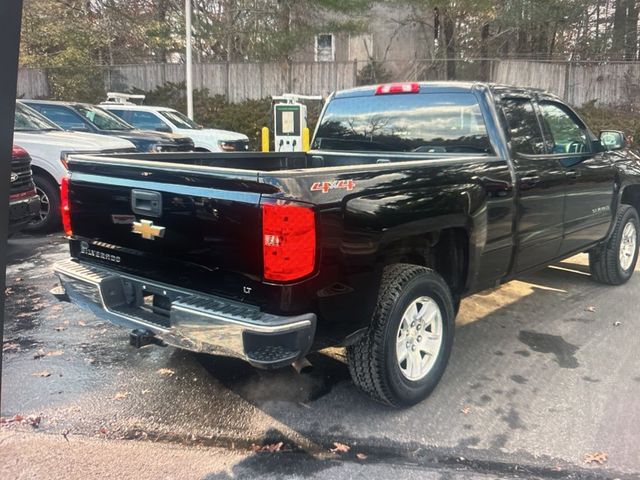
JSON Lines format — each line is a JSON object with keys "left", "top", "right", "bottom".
{"left": 76, "top": 105, "right": 133, "bottom": 131}
{"left": 159, "top": 110, "right": 200, "bottom": 129}
{"left": 14, "top": 103, "right": 62, "bottom": 132}
{"left": 313, "top": 92, "right": 492, "bottom": 154}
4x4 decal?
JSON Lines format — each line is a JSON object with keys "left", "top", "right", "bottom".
{"left": 310, "top": 179, "right": 356, "bottom": 193}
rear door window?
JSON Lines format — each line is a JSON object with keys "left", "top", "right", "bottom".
{"left": 501, "top": 98, "right": 545, "bottom": 155}
{"left": 313, "top": 92, "right": 492, "bottom": 154}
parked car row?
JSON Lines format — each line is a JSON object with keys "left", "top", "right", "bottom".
{"left": 11, "top": 100, "right": 250, "bottom": 232}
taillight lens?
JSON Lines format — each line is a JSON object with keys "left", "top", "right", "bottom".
{"left": 60, "top": 177, "right": 72, "bottom": 236}
{"left": 262, "top": 203, "right": 315, "bottom": 282}
{"left": 375, "top": 83, "right": 420, "bottom": 95}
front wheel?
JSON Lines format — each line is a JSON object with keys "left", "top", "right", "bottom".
{"left": 24, "top": 174, "right": 61, "bottom": 234}
{"left": 589, "top": 205, "right": 639, "bottom": 285}
{"left": 347, "top": 264, "right": 455, "bottom": 407}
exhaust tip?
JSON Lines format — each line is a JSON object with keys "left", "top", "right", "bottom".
{"left": 292, "top": 357, "right": 313, "bottom": 374}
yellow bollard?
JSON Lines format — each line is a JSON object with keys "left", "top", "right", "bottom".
{"left": 261, "top": 127, "right": 270, "bottom": 152}
{"left": 302, "top": 127, "right": 310, "bottom": 152}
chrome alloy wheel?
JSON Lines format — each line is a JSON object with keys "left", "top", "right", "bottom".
{"left": 619, "top": 221, "right": 637, "bottom": 271}
{"left": 396, "top": 296, "right": 444, "bottom": 381}
{"left": 31, "top": 185, "right": 50, "bottom": 225}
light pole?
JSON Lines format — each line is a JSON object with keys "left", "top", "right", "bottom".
{"left": 185, "top": 0, "right": 193, "bottom": 120}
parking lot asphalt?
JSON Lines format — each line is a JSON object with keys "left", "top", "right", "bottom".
{"left": 2, "top": 234, "right": 639, "bottom": 479}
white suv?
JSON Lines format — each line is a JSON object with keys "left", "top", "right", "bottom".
{"left": 101, "top": 104, "right": 250, "bottom": 152}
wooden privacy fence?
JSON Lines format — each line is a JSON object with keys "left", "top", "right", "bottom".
{"left": 17, "top": 59, "right": 640, "bottom": 108}
{"left": 18, "top": 61, "right": 359, "bottom": 103}
{"left": 492, "top": 60, "right": 640, "bottom": 108}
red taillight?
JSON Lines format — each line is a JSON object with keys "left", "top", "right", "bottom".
{"left": 375, "top": 83, "right": 420, "bottom": 95}
{"left": 60, "top": 177, "right": 72, "bottom": 236}
{"left": 12, "top": 145, "right": 28, "bottom": 158}
{"left": 262, "top": 203, "right": 315, "bottom": 282}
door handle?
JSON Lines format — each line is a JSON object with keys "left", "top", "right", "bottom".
{"left": 520, "top": 175, "right": 540, "bottom": 188}
{"left": 565, "top": 169, "right": 581, "bottom": 179}
{"left": 131, "top": 189, "right": 162, "bottom": 217}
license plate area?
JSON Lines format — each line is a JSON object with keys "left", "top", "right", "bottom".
{"left": 111, "top": 279, "right": 174, "bottom": 328}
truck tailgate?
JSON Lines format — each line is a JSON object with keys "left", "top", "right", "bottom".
{"left": 66, "top": 156, "right": 278, "bottom": 298}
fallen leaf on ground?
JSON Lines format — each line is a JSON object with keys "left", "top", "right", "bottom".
{"left": 157, "top": 368, "right": 176, "bottom": 377}
{"left": 586, "top": 306, "right": 597, "bottom": 313}
{"left": 15, "top": 277, "right": 22, "bottom": 283}
{"left": 3, "top": 342, "right": 20, "bottom": 353}
{"left": 25, "top": 416, "right": 41, "bottom": 427}
{"left": 32, "top": 371, "right": 51, "bottom": 378}
{"left": 99, "top": 427, "right": 108, "bottom": 435}
{"left": 46, "top": 350, "right": 64, "bottom": 357}
{"left": 460, "top": 405, "right": 472, "bottom": 415}
{"left": 330, "top": 442, "right": 350, "bottom": 454}
{"left": 613, "top": 321, "right": 622, "bottom": 327}
{"left": 251, "top": 442, "right": 284, "bottom": 453}
{"left": 113, "top": 392, "right": 130, "bottom": 401}
{"left": 78, "top": 320, "right": 87, "bottom": 327}
{"left": 0, "top": 414, "right": 24, "bottom": 424}
{"left": 356, "top": 453, "right": 367, "bottom": 460}
{"left": 584, "top": 452, "right": 608, "bottom": 465}
{"left": 0, "top": 414, "right": 40, "bottom": 428}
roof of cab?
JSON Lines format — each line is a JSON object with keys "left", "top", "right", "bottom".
{"left": 332, "top": 81, "right": 554, "bottom": 100}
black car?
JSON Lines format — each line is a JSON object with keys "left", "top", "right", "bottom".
{"left": 8, "top": 145, "right": 40, "bottom": 234}
{"left": 22, "top": 100, "right": 195, "bottom": 153}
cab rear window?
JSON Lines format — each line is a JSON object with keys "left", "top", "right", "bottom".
{"left": 313, "top": 92, "right": 491, "bottom": 154}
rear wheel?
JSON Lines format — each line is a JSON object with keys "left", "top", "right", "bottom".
{"left": 347, "top": 264, "right": 455, "bottom": 407}
{"left": 589, "top": 205, "right": 639, "bottom": 285}
{"left": 24, "top": 174, "right": 60, "bottom": 234}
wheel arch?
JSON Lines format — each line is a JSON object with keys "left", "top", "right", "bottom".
{"left": 377, "top": 226, "right": 469, "bottom": 297}
{"left": 32, "top": 165, "right": 60, "bottom": 188}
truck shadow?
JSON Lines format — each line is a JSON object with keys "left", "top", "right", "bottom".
{"left": 196, "top": 255, "right": 609, "bottom": 409}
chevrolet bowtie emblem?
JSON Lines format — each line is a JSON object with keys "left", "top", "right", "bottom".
{"left": 132, "top": 219, "right": 166, "bottom": 240}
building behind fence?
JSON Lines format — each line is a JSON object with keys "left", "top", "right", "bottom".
{"left": 17, "top": 59, "right": 640, "bottom": 108}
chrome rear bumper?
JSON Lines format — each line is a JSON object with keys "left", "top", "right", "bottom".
{"left": 53, "top": 259, "right": 316, "bottom": 367}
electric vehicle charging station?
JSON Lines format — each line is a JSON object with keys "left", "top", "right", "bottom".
{"left": 268, "top": 94, "right": 323, "bottom": 152}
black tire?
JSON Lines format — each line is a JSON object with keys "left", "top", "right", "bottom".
{"left": 589, "top": 205, "right": 639, "bottom": 285}
{"left": 24, "top": 174, "right": 61, "bottom": 234}
{"left": 347, "top": 264, "right": 455, "bottom": 407}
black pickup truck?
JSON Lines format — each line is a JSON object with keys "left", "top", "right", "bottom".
{"left": 52, "top": 82, "right": 640, "bottom": 407}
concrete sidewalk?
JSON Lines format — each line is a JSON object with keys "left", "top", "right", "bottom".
{"left": 0, "top": 430, "right": 531, "bottom": 480}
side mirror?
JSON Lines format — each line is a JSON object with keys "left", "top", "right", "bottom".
{"left": 600, "top": 130, "right": 627, "bottom": 151}
{"left": 155, "top": 125, "right": 172, "bottom": 133}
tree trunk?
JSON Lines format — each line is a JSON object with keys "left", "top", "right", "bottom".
{"left": 443, "top": 13, "right": 456, "bottom": 80}
{"left": 625, "top": 0, "right": 638, "bottom": 60}
{"left": 157, "top": 0, "right": 169, "bottom": 62}
{"left": 613, "top": 0, "right": 628, "bottom": 58}
{"left": 480, "top": 22, "right": 490, "bottom": 81}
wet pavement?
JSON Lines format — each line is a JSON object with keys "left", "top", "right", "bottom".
{"left": 2, "top": 234, "right": 640, "bottom": 479}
